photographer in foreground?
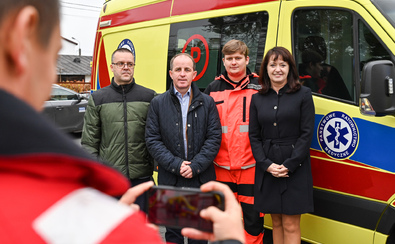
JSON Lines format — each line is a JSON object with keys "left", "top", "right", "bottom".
{"left": 0, "top": 1, "right": 245, "bottom": 243}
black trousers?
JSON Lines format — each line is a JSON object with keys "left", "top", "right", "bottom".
{"left": 129, "top": 177, "right": 152, "bottom": 213}
{"left": 165, "top": 227, "right": 207, "bottom": 244}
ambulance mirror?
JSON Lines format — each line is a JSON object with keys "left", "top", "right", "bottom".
{"left": 360, "top": 60, "right": 395, "bottom": 116}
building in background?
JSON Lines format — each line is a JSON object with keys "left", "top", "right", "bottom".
{"left": 57, "top": 37, "right": 92, "bottom": 94}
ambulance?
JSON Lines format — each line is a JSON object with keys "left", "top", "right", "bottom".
{"left": 91, "top": 0, "right": 395, "bottom": 243}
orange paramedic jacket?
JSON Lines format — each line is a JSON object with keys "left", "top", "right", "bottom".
{"left": 204, "top": 70, "right": 261, "bottom": 170}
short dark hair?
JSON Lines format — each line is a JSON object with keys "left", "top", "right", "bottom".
{"left": 0, "top": 0, "right": 60, "bottom": 47}
{"left": 111, "top": 48, "right": 135, "bottom": 63}
{"left": 302, "top": 49, "right": 323, "bottom": 65}
{"left": 259, "top": 46, "right": 300, "bottom": 94}
{"left": 169, "top": 53, "right": 196, "bottom": 71}
{"left": 302, "top": 36, "right": 327, "bottom": 60}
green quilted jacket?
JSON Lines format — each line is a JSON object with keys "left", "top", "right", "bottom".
{"left": 81, "top": 78, "right": 156, "bottom": 180}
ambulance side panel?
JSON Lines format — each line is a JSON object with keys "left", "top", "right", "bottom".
{"left": 277, "top": 1, "right": 395, "bottom": 243}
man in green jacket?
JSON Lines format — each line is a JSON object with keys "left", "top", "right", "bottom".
{"left": 81, "top": 48, "right": 156, "bottom": 212}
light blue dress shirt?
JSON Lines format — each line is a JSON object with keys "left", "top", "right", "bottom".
{"left": 174, "top": 87, "right": 191, "bottom": 158}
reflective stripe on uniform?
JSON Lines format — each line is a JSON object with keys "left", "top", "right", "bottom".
{"left": 239, "top": 125, "right": 249, "bottom": 133}
{"left": 241, "top": 164, "right": 256, "bottom": 169}
{"left": 33, "top": 187, "right": 132, "bottom": 244}
{"left": 214, "top": 161, "right": 231, "bottom": 170}
{"left": 222, "top": 125, "right": 249, "bottom": 133}
{"left": 214, "top": 161, "right": 255, "bottom": 170}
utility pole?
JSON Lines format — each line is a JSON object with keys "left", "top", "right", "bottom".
{"left": 72, "top": 37, "right": 81, "bottom": 56}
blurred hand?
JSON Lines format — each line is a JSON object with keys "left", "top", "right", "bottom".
{"left": 181, "top": 181, "right": 245, "bottom": 243}
{"left": 119, "top": 181, "right": 160, "bottom": 232}
{"left": 119, "top": 181, "right": 154, "bottom": 208}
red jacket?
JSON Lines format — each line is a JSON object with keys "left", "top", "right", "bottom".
{"left": 204, "top": 71, "right": 261, "bottom": 170}
{"left": 0, "top": 90, "right": 163, "bottom": 244}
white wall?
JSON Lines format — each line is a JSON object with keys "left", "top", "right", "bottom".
{"left": 85, "top": 75, "right": 91, "bottom": 83}
{"left": 59, "top": 39, "right": 79, "bottom": 56}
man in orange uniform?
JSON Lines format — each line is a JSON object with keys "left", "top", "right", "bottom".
{"left": 204, "top": 40, "right": 264, "bottom": 244}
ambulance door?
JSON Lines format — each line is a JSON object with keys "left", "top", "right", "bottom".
{"left": 277, "top": 1, "right": 395, "bottom": 243}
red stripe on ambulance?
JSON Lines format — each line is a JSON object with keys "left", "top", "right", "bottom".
{"left": 99, "top": 0, "right": 172, "bottom": 29}
{"left": 99, "top": 0, "right": 277, "bottom": 30}
{"left": 172, "top": 0, "right": 277, "bottom": 15}
{"left": 310, "top": 150, "right": 395, "bottom": 202}
{"left": 98, "top": 41, "right": 111, "bottom": 89}
{"left": 91, "top": 27, "right": 101, "bottom": 91}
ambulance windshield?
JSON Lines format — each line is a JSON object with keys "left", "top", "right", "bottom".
{"left": 372, "top": 0, "right": 395, "bottom": 28}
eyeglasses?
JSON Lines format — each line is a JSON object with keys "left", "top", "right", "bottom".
{"left": 112, "top": 62, "right": 135, "bottom": 69}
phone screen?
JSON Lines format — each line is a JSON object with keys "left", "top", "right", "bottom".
{"left": 147, "top": 185, "right": 224, "bottom": 232}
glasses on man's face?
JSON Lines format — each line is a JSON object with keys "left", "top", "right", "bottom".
{"left": 112, "top": 62, "right": 135, "bottom": 69}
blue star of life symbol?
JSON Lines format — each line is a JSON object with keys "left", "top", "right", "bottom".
{"left": 318, "top": 111, "right": 359, "bottom": 160}
{"left": 326, "top": 121, "right": 349, "bottom": 149}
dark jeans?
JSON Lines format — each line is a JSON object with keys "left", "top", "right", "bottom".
{"left": 165, "top": 228, "right": 207, "bottom": 244}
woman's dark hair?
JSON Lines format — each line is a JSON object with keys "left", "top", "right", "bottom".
{"left": 258, "top": 46, "right": 300, "bottom": 94}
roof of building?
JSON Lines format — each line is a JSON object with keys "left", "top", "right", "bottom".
{"left": 62, "top": 37, "right": 78, "bottom": 45}
{"left": 57, "top": 55, "right": 92, "bottom": 76}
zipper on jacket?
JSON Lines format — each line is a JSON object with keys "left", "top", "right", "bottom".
{"left": 122, "top": 85, "right": 130, "bottom": 179}
{"left": 243, "top": 96, "right": 246, "bottom": 122}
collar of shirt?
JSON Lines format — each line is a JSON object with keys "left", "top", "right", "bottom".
{"left": 174, "top": 87, "right": 191, "bottom": 99}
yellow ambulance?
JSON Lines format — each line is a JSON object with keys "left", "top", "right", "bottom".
{"left": 91, "top": 0, "right": 395, "bottom": 243}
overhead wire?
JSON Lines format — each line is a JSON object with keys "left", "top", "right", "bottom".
{"left": 60, "top": 1, "right": 102, "bottom": 13}
{"left": 60, "top": 1, "right": 101, "bottom": 9}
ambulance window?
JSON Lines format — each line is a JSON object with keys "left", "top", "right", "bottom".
{"left": 358, "top": 20, "right": 391, "bottom": 70}
{"left": 167, "top": 12, "right": 268, "bottom": 90}
{"left": 219, "top": 20, "right": 266, "bottom": 75}
{"left": 294, "top": 9, "right": 354, "bottom": 102}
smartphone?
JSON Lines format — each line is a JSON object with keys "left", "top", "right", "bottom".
{"left": 147, "top": 185, "right": 225, "bottom": 232}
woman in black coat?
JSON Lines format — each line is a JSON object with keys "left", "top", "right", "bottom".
{"left": 249, "top": 47, "right": 315, "bottom": 244}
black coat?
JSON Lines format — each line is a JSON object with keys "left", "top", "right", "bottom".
{"left": 248, "top": 85, "right": 315, "bottom": 214}
{"left": 145, "top": 82, "right": 221, "bottom": 187}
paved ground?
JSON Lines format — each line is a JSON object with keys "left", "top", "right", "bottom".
{"left": 159, "top": 226, "right": 189, "bottom": 243}
{"left": 159, "top": 226, "right": 166, "bottom": 242}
